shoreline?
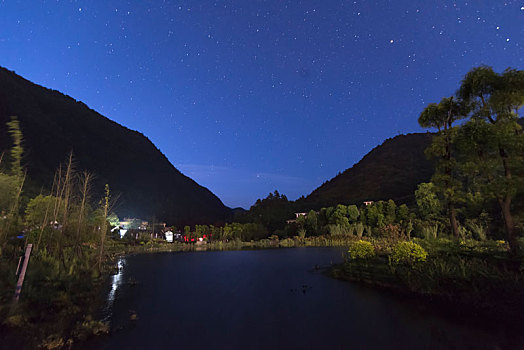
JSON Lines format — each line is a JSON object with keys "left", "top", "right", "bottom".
{"left": 328, "top": 258, "right": 524, "bottom": 327}
{"left": 3, "top": 237, "right": 523, "bottom": 348}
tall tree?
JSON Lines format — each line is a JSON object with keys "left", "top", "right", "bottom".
{"left": 419, "top": 96, "right": 466, "bottom": 237}
{"left": 6, "top": 117, "right": 24, "bottom": 180}
{"left": 98, "top": 184, "right": 110, "bottom": 270}
{"left": 458, "top": 66, "right": 524, "bottom": 254}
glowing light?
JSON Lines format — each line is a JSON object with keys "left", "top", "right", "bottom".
{"left": 119, "top": 229, "right": 128, "bottom": 238}
{"left": 107, "top": 258, "right": 124, "bottom": 304}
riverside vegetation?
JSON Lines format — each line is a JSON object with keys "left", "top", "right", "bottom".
{"left": 329, "top": 65, "right": 524, "bottom": 321}
{"left": 0, "top": 65, "right": 523, "bottom": 347}
{"left": 0, "top": 119, "right": 117, "bottom": 348}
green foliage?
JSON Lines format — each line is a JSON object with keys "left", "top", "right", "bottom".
{"left": 24, "top": 195, "right": 56, "bottom": 228}
{"left": 340, "top": 236, "right": 523, "bottom": 318}
{"left": 328, "top": 224, "right": 353, "bottom": 236}
{"left": 466, "top": 219, "right": 488, "bottom": 241}
{"left": 348, "top": 240, "right": 375, "bottom": 260}
{"left": 329, "top": 204, "right": 350, "bottom": 226}
{"left": 457, "top": 225, "right": 471, "bottom": 241}
{"left": 138, "top": 232, "right": 152, "bottom": 243}
{"left": 404, "top": 220, "right": 414, "bottom": 239}
{"left": 419, "top": 97, "right": 465, "bottom": 238}
{"left": 391, "top": 241, "right": 428, "bottom": 265}
{"left": 241, "top": 223, "right": 268, "bottom": 241}
{"left": 397, "top": 204, "right": 410, "bottom": 222}
{"left": 346, "top": 205, "right": 359, "bottom": 222}
{"left": 377, "top": 224, "right": 403, "bottom": 241}
{"left": 456, "top": 66, "right": 524, "bottom": 253}
{"left": 415, "top": 183, "right": 441, "bottom": 219}
{"left": 6, "top": 116, "right": 24, "bottom": 179}
{"left": 421, "top": 224, "right": 439, "bottom": 240}
{"left": 237, "top": 190, "right": 294, "bottom": 233}
{"left": 305, "top": 210, "right": 319, "bottom": 235}
{"left": 355, "top": 222, "right": 364, "bottom": 238}
{"left": 73, "top": 318, "right": 109, "bottom": 340}
{"left": 365, "top": 202, "right": 385, "bottom": 228}
{"left": 278, "top": 238, "right": 295, "bottom": 247}
{"left": 384, "top": 200, "right": 397, "bottom": 225}
{"left": 0, "top": 172, "right": 18, "bottom": 213}
{"left": 107, "top": 212, "right": 120, "bottom": 227}
{"left": 297, "top": 228, "right": 306, "bottom": 239}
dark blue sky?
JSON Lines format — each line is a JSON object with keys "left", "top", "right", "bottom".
{"left": 1, "top": 1, "right": 523, "bottom": 208}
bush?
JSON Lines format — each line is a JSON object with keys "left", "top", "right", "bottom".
{"left": 421, "top": 224, "right": 438, "bottom": 240}
{"left": 466, "top": 219, "right": 488, "bottom": 241}
{"left": 348, "top": 240, "right": 375, "bottom": 260}
{"left": 377, "top": 224, "right": 402, "bottom": 240}
{"left": 391, "top": 241, "right": 427, "bottom": 265}
{"left": 279, "top": 238, "right": 295, "bottom": 247}
{"left": 355, "top": 222, "right": 364, "bottom": 238}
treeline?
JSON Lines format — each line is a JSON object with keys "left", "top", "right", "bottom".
{"left": 223, "top": 66, "right": 524, "bottom": 252}
{"left": 180, "top": 223, "right": 268, "bottom": 242}
{"left": 293, "top": 201, "right": 412, "bottom": 239}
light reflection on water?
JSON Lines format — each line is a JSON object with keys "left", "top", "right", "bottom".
{"left": 102, "top": 258, "right": 125, "bottom": 321}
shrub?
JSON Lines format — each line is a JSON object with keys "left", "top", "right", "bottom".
{"left": 466, "top": 220, "right": 488, "bottom": 241}
{"left": 378, "top": 224, "right": 402, "bottom": 240}
{"left": 348, "top": 240, "right": 375, "bottom": 260}
{"left": 279, "top": 238, "right": 295, "bottom": 247}
{"left": 328, "top": 224, "right": 353, "bottom": 236}
{"left": 355, "top": 222, "right": 364, "bottom": 238}
{"left": 298, "top": 228, "right": 306, "bottom": 239}
{"left": 421, "top": 225, "right": 438, "bottom": 240}
{"left": 391, "top": 241, "right": 428, "bottom": 265}
{"left": 457, "top": 225, "right": 471, "bottom": 241}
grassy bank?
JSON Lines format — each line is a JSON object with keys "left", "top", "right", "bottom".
{"left": 0, "top": 244, "right": 112, "bottom": 349}
{"left": 330, "top": 237, "right": 524, "bottom": 321}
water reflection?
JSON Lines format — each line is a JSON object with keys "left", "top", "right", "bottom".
{"left": 103, "top": 258, "right": 125, "bottom": 321}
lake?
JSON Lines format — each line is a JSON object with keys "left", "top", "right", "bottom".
{"left": 83, "top": 247, "right": 521, "bottom": 349}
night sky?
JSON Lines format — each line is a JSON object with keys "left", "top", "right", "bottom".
{"left": 0, "top": 1, "right": 523, "bottom": 208}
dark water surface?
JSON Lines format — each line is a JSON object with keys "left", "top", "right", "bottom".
{"left": 82, "top": 247, "right": 521, "bottom": 349}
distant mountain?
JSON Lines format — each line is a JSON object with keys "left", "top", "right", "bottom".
{"left": 0, "top": 67, "right": 230, "bottom": 225}
{"left": 298, "top": 133, "right": 434, "bottom": 209}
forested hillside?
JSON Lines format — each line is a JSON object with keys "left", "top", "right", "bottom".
{"left": 299, "top": 133, "right": 434, "bottom": 209}
{"left": 0, "top": 67, "right": 230, "bottom": 225}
